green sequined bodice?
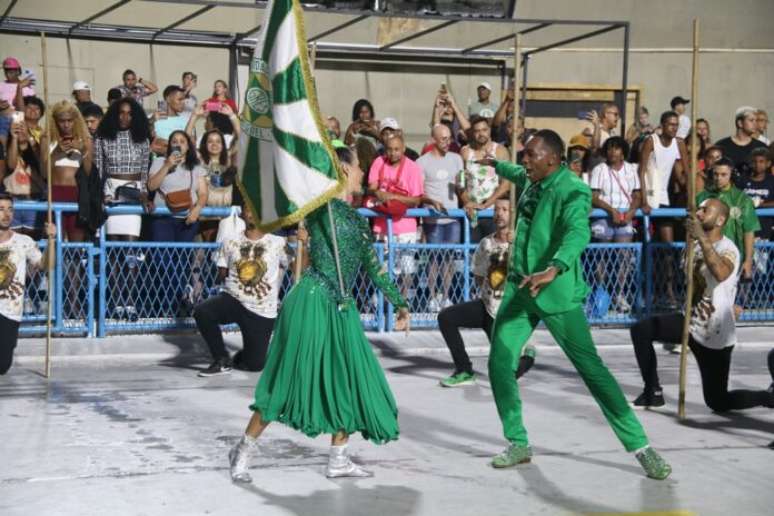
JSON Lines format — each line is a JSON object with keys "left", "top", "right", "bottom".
{"left": 306, "top": 199, "right": 407, "bottom": 308}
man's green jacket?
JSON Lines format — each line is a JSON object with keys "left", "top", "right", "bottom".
{"left": 494, "top": 161, "right": 592, "bottom": 314}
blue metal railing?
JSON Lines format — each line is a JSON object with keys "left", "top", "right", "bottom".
{"left": 11, "top": 201, "right": 774, "bottom": 336}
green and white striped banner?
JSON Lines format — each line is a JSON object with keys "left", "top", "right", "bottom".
{"left": 238, "top": 0, "right": 344, "bottom": 232}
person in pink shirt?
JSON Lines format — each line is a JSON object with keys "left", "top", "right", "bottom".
{"left": 1, "top": 57, "right": 35, "bottom": 147}
{"left": 367, "top": 133, "right": 424, "bottom": 297}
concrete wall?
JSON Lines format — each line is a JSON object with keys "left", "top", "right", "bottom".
{"left": 2, "top": 0, "right": 772, "bottom": 149}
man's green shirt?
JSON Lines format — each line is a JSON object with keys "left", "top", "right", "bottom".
{"left": 494, "top": 161, "right": 592, "bottom": 314}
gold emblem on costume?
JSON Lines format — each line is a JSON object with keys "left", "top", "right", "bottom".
{"left": 235, "top": 243, "right": 271, "bottom": 299}
{"left": 0, "top": 249, "right": 23, "bottom": 300}
{"left": 487, "top": 249, "right": 508, "bottom": 291}
{"left": 729, "top": 206, "right": 741, "bottom": 220}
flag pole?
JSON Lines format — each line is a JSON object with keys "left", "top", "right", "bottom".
{"left": 508, "top": 34, "right": 522, "bottom": 232}
{"left": 293, "top": 43, "right": 319, "bottom": 285}
{"left": 306, "top": 40, "right": 346, "bottom": 298}
{"left": 41, "top": 31, "right": 54, "bottom": 378}
{"left": 678, "top": 19, "right": 700, "bottom": 419}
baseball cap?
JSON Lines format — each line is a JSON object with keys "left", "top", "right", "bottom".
{"left": 568, "top": 133, "right": 590, "bottom": 150}
{"left": 73, "top": 80, "right": 92, "bottom": 92}
{"left": 670, "top": 96, "right": 690, "bottom": 109}
{"left": 3, "top": 57, "right": 21, "bottom": 69}
{"left": 478, "top": 81, "right": 493, "bottom": 92}
{"left": 379, "top": 117, "right": 400, "bottom": 132}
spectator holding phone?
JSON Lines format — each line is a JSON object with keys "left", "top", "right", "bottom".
{"left": 428, "top": 85, "right": 469, "bottom": 151}
{"left": 588, "top": 103, "right": 621, "bottom": 151}
{"left": 344, "top": 99, "right": 380, "bottom": 147}
{"left": 204, "top": 80, "right": 237, "bottom": 113}
{"left": 181, "top": 72, "right": 198, "bottom": 114}
{"left": 147, "top": 130, "right": 209, "bottom": 242}
{"left": 151, "top": 85, "right": 190, "bottom": 156}
{"left": 186, "top": 103, "right": 240, "bottom": 162}
{"left": 115, "top": 69, "right": 157, "bottom": 109}
{"left": 0, "top": 57, "right": 35, "bottom": 147}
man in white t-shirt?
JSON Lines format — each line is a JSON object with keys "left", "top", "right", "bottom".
{"left": 194, "top": 203, "right": 295, "bottom": 376}
{"left": 0, "top": 193, "right": 55, "bottom": 375}
{"left": 436, "top": 197, "right": 536, "bottom": 387}
{"left": 629, "top": 198, "right": 774, "bottom": 410}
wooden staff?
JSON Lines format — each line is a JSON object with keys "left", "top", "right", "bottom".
{"left": 678, "top": 19, "right": 700, "bottom": 419}
{"left": 41, "top": 32, "right": 54, "bottom": 378}
{"left": 508, "top": 34, "right": 522, "bottom": 231}
{"left": 293, "top": 42, "right": 319, "bottom": 284}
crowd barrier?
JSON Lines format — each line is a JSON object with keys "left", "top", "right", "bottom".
{"left": 11, "top": 201, "right": 774, "bottom": 337}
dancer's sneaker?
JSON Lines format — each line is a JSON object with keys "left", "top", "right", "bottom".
{"left": 636, "top": 447, "right": 672, "bottom": 480}
{"left": 198, "top": 359, "right": 233, "bottom": 377}
{"left": 326, "top": 446, "right": 373, "bottom": 478}
{"left": 125, "top": 305, "right": 139, "bottom": 322}
{"left": 614, "top": 294, "right": 632, "bottom": 313}
{"left": 491, "top": 443, "right": 532, "bottom": 468}
{"left": 632, "top": 390, "right": 665, "bottom": 409}
{"left": 439, "top": 371, "right": 475, "bottom": 388}
{"left": 229, "top": 436, "right": 256, "bottom": 483}
{"left": 428, "top": 295, "right": 442, "bottom": 313}
{"left": 662, "top": 343, "right": 680, "bottom": 354}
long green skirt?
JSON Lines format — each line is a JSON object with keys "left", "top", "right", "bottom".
{"left": 250, "top": 275, "right": 399, "bottom": 444}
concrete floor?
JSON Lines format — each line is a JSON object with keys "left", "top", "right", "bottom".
{"left": 1, "top": 331, "right": 773, "bottom": 516}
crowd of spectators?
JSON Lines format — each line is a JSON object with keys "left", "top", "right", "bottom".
{"left": 1, "top": 53, "right": 773, "bottom": 317}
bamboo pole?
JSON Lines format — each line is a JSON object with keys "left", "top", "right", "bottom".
{"left": 678, "top": 19, "right": 700, "bottom": 419}
{"left": 508, "top": 34, "right": 522, "bottom": 232}
{"left": 41, "top": 32, "right": 54, "bottom": 378}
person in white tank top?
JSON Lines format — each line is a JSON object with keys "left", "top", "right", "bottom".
{"left": 638, "top": 111, "right": 688, "bottom": 308}
{"left": 638, "top": 111, "right": 688, "bottom": 213}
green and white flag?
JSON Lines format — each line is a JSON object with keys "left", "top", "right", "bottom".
{"left": 238, "top": 0, "right": 344, "bottom": 232}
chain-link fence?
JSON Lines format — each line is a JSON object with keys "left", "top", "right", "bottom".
{"left": 11, "top": 203, "right": 774, "bottom": 336}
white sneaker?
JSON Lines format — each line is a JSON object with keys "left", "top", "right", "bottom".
{"left": 615, "top": 295, "right": 632, "bottom": 312}
{"left": 428, "top": 297, "right": 441, "bottom": 313}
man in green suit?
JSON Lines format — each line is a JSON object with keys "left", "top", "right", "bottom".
{"left": 482, "top": 129, "right": 671, "bottom": 480}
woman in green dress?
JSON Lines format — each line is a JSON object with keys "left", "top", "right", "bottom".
{"left": 229, "top": 147, "right": 411, "bottom": 482}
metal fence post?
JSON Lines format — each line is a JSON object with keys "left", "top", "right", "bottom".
{"left": 643, "top": 212, "right": 653, "bottom": 317}
{"left": 87, "top": 244, "right": 96, "bottom": 337}
{"left": 376, "top": 243, "right": 385, "bottom": 332}
{"left": 386, "top": 218, "right": 395, "bottom": 332}
{"left": 463, "top": 212, "right": 471, "bottom": 302}
{"left": 54, "top": 208, "right": 64, "bottom": 333}
{"left": 97, "top": 228, "right": 107, "bottom": 338}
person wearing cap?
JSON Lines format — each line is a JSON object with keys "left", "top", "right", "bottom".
{"left": 468, "top": 81, "right": 499, "bottom": 120}
{"left": 72, "top": 81, "right": 100, "bottom": 116}
{"left": 715, "top": 106, "right": 768, "bottom": 177}
{"left": 0, "top": 57, "right": 35, "bottom": 146}
{"left": 567, "top": 135, "right": 590, "bottom": 184}
{"left": 377, "top": 117, "right": 419, "bottom": 161}
{"left": 670, "top": 96, "right": 691, "bottom": 139}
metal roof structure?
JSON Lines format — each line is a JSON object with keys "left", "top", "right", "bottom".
{"left": 0, "top": 0, "right": 631, "bottom": 126}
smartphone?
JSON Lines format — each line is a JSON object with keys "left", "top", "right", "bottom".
{"left": 205, "top": 100, "right": 222, "bottom": 112}
{"left": 157, "top": 100, "right": 168, "bottom": 112}
{"left": 577, "top": 111, "right": 590, "bottom": 120}
{"left": 170, "top": 144, "right": 182, "bottom": 158}
{"left": 11, "top": 111, "right": 24, "bottom": 124}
